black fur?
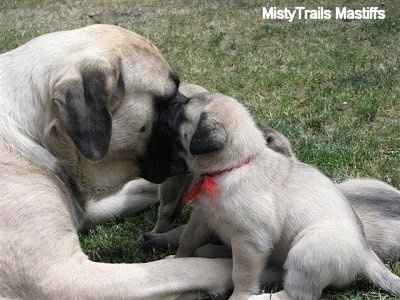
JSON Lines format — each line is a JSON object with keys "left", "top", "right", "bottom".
{"left": 138, "top": 74, "right": 189, "bottom": 184}
{"left": 189, "top": 112, "right": 226, "bottom": 155}
{"left": 169, "top": 71, "right": 180, "bottom": 91}
{"left": 152, "top": 71, "right": 181, "bottom": 111}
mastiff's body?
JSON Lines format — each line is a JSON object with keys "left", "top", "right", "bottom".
{"left": 0, "top": 25, "right": 232, "bottom": 299}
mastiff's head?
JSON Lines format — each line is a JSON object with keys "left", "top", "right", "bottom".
{"left": 23, "top": 25, "right": 186, "bottom": 185}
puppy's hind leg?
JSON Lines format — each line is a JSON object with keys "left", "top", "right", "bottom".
{"left": 363, "top": 248, "right": 400, "bottom": 295}
{"left": 281, "top": 224, "right": 363, "bottom": 300}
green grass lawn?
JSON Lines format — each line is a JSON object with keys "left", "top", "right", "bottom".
{"left": 1, "top": 0, "right": 399, "bottom": 299}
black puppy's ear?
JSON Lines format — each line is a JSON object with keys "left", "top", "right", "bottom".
{"left": 189, "top": 112, "right": 227, "bottom": 155}
{"left": 53, "top": 65, "right": 124, "bottom": 161}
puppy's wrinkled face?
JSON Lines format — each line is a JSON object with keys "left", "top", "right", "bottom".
{"left": 170, "top": 93, "right": 265, "bottom": 174}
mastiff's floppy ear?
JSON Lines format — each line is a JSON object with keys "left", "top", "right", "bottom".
{"left": 189, "top": 112, "right": 227, "bottom": 155}
{"left": 52, "top": 64, "right": 124, "bottom": 161}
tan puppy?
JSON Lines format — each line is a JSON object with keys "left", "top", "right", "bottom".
{"left": 140, "top": 84, "right": 400, "bottom": 265}
{"left": 138, "top": 122, "right": 297, "bottom": 254}
{"left": 164, "top": 92, "right": 400, "bottom": 299}
{"left": 139, "top": 83, "right": 297, "bottom": 246}
{"left": 0, "top": 25, "right": 232, "bottom": 299}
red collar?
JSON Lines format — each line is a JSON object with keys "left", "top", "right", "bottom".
{"left": 183, "top": 156, "right": 254, "bottom": 203}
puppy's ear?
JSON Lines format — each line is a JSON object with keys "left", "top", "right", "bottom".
{"left": 189, "top": 112, "right": 226, "bottom": 155}
{"left": 176, "top": 91, "right": 189, "bottom": 103}
{"left": 52, "top": 65, "right": 124, "bottom": 161}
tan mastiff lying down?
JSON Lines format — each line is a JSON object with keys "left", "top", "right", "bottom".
{"left": 0, "top": 25, "right": 232, "bottom": 299}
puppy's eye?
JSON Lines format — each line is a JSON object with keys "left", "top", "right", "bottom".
{"left": 140, "top": 126, "right": 146, "bottom": 133}
{"left": 266, "top": 136, "right": 274, "bottom": 144}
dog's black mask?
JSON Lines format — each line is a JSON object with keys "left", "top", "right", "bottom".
{"left": 138, "top": 99, "right": 188, "bottom": 184}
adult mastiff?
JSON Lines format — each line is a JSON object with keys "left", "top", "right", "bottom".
{"left": 0, "top": 24, "right": 231, "bottom": 299}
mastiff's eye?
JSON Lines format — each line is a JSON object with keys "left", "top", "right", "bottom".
{"left": 140, "top": 126, "right": 146, "bottom": 133}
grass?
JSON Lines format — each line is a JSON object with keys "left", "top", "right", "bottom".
{"left": 1, "top": 0, "right": 399, "bottom": 298}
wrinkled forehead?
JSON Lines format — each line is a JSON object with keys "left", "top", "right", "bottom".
{"left": 185, "top": 92, "right": 234, "bottom": 120}
{"left": 185, "top": 93, "right": 218, "bottom": 114}
{"left": 185, "top": 94, "right": 209, "bottom": 113}
{"left": 178, "top": 93, "right": 225, "bottom": 141}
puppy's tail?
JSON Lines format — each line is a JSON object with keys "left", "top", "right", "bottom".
{"left": 363, "top": 249, "right": 400, "bottom": 295}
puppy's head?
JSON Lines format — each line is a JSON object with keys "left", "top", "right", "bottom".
{"left": 169, "top": 93, "right": 266, "bottom": 174}
{"left": 136, "top": 82, "right": 295, "bottom": 182}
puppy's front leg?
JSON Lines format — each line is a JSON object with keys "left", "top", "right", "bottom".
{"left": 152, "top": 174, "right": 192, "bottom": 233}
{"left": 175, "top": 207, "right": 212, "bottom": 257}
{"left": 229, "top": 237, "right": 269, "bottom": 300}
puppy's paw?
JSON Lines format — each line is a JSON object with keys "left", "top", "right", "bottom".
{"left": 137, "top": 232, "right": 167, "bottom": 248}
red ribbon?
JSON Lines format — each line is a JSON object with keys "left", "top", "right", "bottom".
{"left": 183, "top": 175, "right": 217, "bottom": 203}
{"left": 183, "top": 156, "right": 254, "bottom": 203}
